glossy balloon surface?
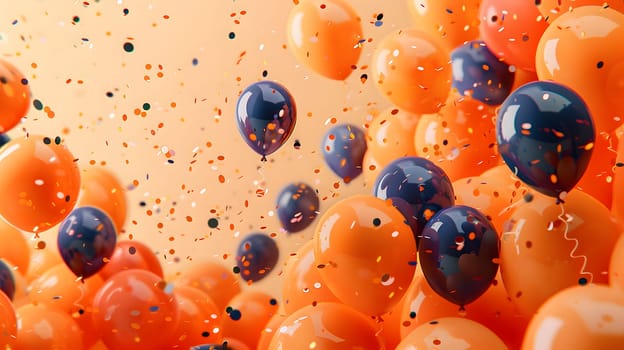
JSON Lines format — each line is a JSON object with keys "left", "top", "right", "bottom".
{"left": 235, "top": 233, "right": 279, "bottom": 283}
{"left": 276, "top": 182, "right": 319, "bottom": 233}
{"left": 322, "top": 123, "right": 367, "bottom": 183}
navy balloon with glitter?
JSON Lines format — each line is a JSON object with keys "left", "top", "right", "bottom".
{"left": 496, "top": 81, "right": 595, "bottom": 201}
{"left": 451, "top": 40, "right": 515, "bottom": 105}
{"left": 418, "top": 205, "right": 499, "bottom": 307}
{"left": 57, "top": 206, "right": 117, "bottom": 279}
{"left": 235, "top": 233, "right": 279, "bottom": 282}
{"left": 276, "top": 182, "right": 319, "bottom": 233}
{"left": 0, "top": 260, "right": 15, "bottom": 300}
{"left": 235, "top": 81, "right": 296, "bottom": 161}
{"left": 322, "top": 124, "right": 367, "bottom": 183}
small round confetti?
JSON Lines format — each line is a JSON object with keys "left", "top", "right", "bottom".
{"left": 207, "top": 218, "right": 219, "bottom": 228}
{"left": 229, "top": 309, "right": 242, "bottom": 321}
{"left": 142, "top": 102, "right": 151, "bottom": 111}
{"left": 123, "top": 42, "right": 135, "bottom": 53}
{"left": 228, "top": 32, "right": 236, "bottom": 39}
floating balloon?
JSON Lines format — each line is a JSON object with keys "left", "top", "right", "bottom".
{"left": 275, "top": 182, "right": 319, "bottom": 233}
{"left": 322, "top": 123, "right": 367, "bottom": 182}
{"left": 92, "top": 269, "right": 178, "bottom": 349}
{"left": 235, "top": 233, "right": 279, "bottom": 283}
{"left": 98, "top": 240, "right": 163, "bottom": 280}
{"left": 535, "top": 6, "right": 624, "bottom": 133}
{"left": 269, "top": 303, "right": 385, "bottom": 350}
{"left": 0, "top": 135, "right": 80, "bottom": 233}
{"left": 314, "top": 195, "right": 417, "bottom": 316}
{"left": 496, "top": 81, "right": 595, "bottom": 201}
{"left": 175, "top": 261, "right": 241, "bottom": 311}
{"left": 536, "top": 0, "right": 624, "bottom": 23}
{"left": 0, "top": 217, "right": 30, "bottom": 274}
{"left": 77, "top": 166, "right": 127, "bottom": 233}
{"left": 0, "top": 134, "right": 10, "bottom": 148}
{"left": 371, "top": 28, "right": 451, "bottom": 114}
{"left": 286, "top": 0, "right": 363, "bottom": 80}
{"left": 220, "top": 290, "right": 279, "bottom": 350}
{"left": 0, "top": 291, "right": 16, "bottom": 349}
{"left": 0, "top": 260, "right": 15, "bottom": 301}
{"left": 397, "top": 317, "right": 507, "bottom": 350}
{"left": 57, "top": 206, "right": 117, "bottom": 279}
{"left": 407, "top": 0, "right": 481, "bottom": 50}
{"left": 451, "top": 40, "right": 516, "bottom": 105}
{"left": 373, "top": 156, "right": 455, "bottom": 243}
{"left": 14, "top": 304, "right": 83, "bottom": 350}
{"left": 235, "top": 81, "right": 296, "bottom": 161}
{"left": 419, "top": 205, "right": 499, "bottom": 307}
{"left": 366, "top": 107, "right": 419, "bottom": 165}
{"left": 522, "top": 285, "right": 624, "bottom": 350}
{"left": 0, "top": 59, "right": 30, "bottom": 133}
{"left": 479, "top": 0, "right": 549, "bottom": 71}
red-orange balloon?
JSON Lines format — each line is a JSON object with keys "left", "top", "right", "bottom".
{"left": 220, "top": 290, "right": 279, "bottom": 350}
{"left": 407, "top": 0, "right": 482, "bottom": 50}
{"left": 479, "top": 0, "right": 549, "bottom": 71}
{"left": 282, "top": 240, "right": 339, "bottom": 314}
{"left": 535, "top": 6, "right": 624, "bottom": 133}
{"left": 397, "top": 317, "right": 507, "bottom": 350}
{"left": 92, "top": 269, "right": 178, "bottom": 349}
{"left": 610, "top": 233, "right": 624, "bottom": 290}
{"left": 77, "top": 166, "right": 127, "bottom": 233}
{"left": 0, "top": 217, "right": 30, "bottom": 274}
{"left": 14, "top": 303, "right": 83, "bottom": 350}
{"left": 286, "top": 0, "right": 363, "bottom": 80}
{"left": 536, "top": 0, "right": 624, "bottom": 22}
{"left": 0, "top": 291, "right": 16, "bottom": 348}
{"left": 415, "top": 95, "right": 499, "bottom": 181}
{"left": 270, "top": 302, "right": 386, "bottom": 349}
{"left": 98, "top": 240, "right": 163, "bottom": 280}
{"left": 174, "top": 260, "right": 241, "bottom": 311}
{"left": 0, "top": 59, "right": 30, "bottom": 133}
{"left": 314, "top": 195, "right": 417, "bottom": 316}
{"left": 366, "top": 107, "right": 419, "bottom": 166}
{"left": 522, "top": 285, "right": 624, "bottom": 350}
{"left": 372, "top": 28, "right": 452, "bottom": 114}
{"left": 0, "top": 135, "right": 80, "bottom": 233}
{"left": 257, "top": 313, "right": 287, "bottom": 350}
{"left": 500, "top": 190, "right": 622, "bottom": 315}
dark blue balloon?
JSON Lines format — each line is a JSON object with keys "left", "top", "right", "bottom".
{"left": 276, "top": 182, "right": 319, "bottom": 233}
{"left": 496, "top": 81, "right": 595, "bottom": 201}
{"left": 235, "top": 233, "right": 279, "bottom": 282}
{"left": 373, "top": 157, "right": 454, "bottom": 244}
{"left": 190, "top": 344, "right": 227, "bottom": 350}
{"left": 0, "top": 134, "right": 10, "bottom": 149}
{"left": 57, "top": 206, "right": 117, "bottom": 279}
{"left": 235, "top": 81, "right": 296, "bottom": 161}
{"left": 322, "top": 124, "right": 367, "bottom": 183}
{"left": 418, "top": 205, "right": 499, "bottom": 307}
{"left": 451, "top": 40, "right": 515, "bottom": 105}
{"left": 0, "top": 260, "right": 15, "bottom": 300}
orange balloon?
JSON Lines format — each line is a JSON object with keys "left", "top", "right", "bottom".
{"left": 407, "top": 0, "right": 482, "bottom": 50}
{"left": 535, "top": 6, "right": 624, "bottom": 133}
{"left": 610, "top": 233, "right": 624, "bottom": 290}
{"left": 500, "top": 190, "right": 622, "bottom": 315}
{"left": 77, "top": 166, "right": 127, "bottom": 233}
{"left": 0, "top": 135, "right": 80, "bottom": 233}
{"left": 257, "top": 313, "right": 287, "bottom": 350}
{"left": 282, "top": 240, "right": 339, "bottom": 314}
{"left": 414, "top": 95, "right": 499, "bottom": 181}
{"left": 26, "top": 242, "right": 63, "bottom": 282}
{"left": 536, "top": 0, "right": 624, "bottom": 22}
{"left": 220, "top": 290, "right": 279, "bottom": 350}
{"left": 379, "top": 289, "right": 412, "bottom": 350}
{"left": 164, "top": 285, "right": 222, "bottom": 349}
{"left": 522, "top": 285, "right": 624, "bottom": 350}
{"left": 174, "top": 260, "right": 241, "bottom": 311}
{"left": 92, "top": 269, "right": 178, "bottom": 349}
{"left": 366, "top": 107, "right": 419, "bottom": 166}
{"left": 11, "top": 267, "right": 29, "bottom": 308}
{"left": 396, "top": 317, "right": 507, "bottom": 350}
{"left": 479, "top": 0, "right": 549, "bottom": 71}
{"left": 612, "top": 127, "right": 624, "bottom": 219}
{"left": 269, "top": 302, "right": 386, "bottom": 349}
{"left": 0, "top": 291, "right": 16, "bottom": 348}
{"left": 575, "top": 132, "right": 616, "bottom": 208}
{"left": 314, "top": 195, "right": 417, "bottom": 316}
{"left": 0, "top": 217, "right": 30, "bottom": 274}
{"left": 14, "top": 303, "right": 83, "bottom": 350}
{"left": 0, "top": 59, "right": 30, "bottom": 133}
{"left": 98, "top": 240, "right": 163, "bottom": 280}
{"left": 286, "top": 0, "right": 363, "bottom": 80}
{"left": 372, "top": 28, "right": 452, "bottom": 115}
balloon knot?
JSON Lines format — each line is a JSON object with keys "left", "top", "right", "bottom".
{"left": 260, "top": 155, "right": 267, "bottom": 162}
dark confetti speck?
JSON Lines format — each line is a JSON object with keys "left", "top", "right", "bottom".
{"left": 129, "top": 246, "right": 137, "bottom": 255}
{"left": 33, "top": 99, "right": 43, "bottom": 110}
{"left": 123, "top": 42, "right": 134, "bottom": 53}
{"left": 228, "top": 32, "right": 236, "bottom": 39}
{"left": 269, "top": 298, "right": 277, "bottom": 305}
{"left": 409, "top": 311, "right": 416, "bottom": 319}
{"left": 106, "top": 91, "right": 114, "bottom": 98}
{"left": 232, "top": 266, "right": 240, "bottom": 274}
{"left": 376, "top": 13, "right": 384, "bottom": 20}
{"left": 225, "top": 306, "right": 233, "bottom": 313}
{"left": 149, "top": 305, "right": 160, "bottom": 312}
{"left": 139, "top": 201, "right": 146, "bottom": 207}
{"left": 597, "top": 61, "right": 604, "bottom": 69}
{"left": 373, "top": 218, "right": 381, "bottom": 227}
{"left": 579, "top": 277, "right": 588, "bottom": 285}
{"left": 167, "top": 159, "right": 174, "bottom": 164}
{"left": 201, "top": 331, "right": 210, "bottom": 337}
{"left": 78, "top": 309, "right": 85, "bottom": 315}
{"left": 43, "top": 137, "right": 51, "bottom": 145}
{"left": 20, "top": 78, "right": 28, "bottom": 85}
{"left": 54, "top": 136, "right": 61, "bottom": 144}
{"left": 142, "top": 102, "right": 151, "bottom": 110}
{"left": 192, "top": 58, "right": 199, "bottom": 66}
{"left": 293, "top": 140, "right": 301, "bottom": 149}
{"left": 0, "top": 77, "right": 7, "bottom": 84}
{"left": 123, "top": 8, "right": 129, "bottom": 15}
{"left": 523, "top": 193, "right": 534, "bottom": 202}
{"left": 72, "top": 16, "right": 80, "bottom": 23}
{"left": 208, "top": 218, "right": 219, "bottom": 228}
{"left": 262, "top": 70, "right": 268, "bottom": 77}
{"left": 229, "top": 309, "right": 242, "bottom": 321}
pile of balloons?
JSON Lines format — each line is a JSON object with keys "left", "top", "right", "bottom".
{"left": 0, "top": 0, "right": 623, "bottom": 349}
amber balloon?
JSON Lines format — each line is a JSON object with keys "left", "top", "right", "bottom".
{"left": 610, "top": 233, "right": 624, "bottom": 290}
{"left": 98, "top": 240, "right": 163, "bottom": 280}
{"left": 77, "top": 166, "right": 127, "bottom": 233}
{"left": 282, "top": 240, "right": 339, "bottom": 314}
{"left": 270, "top": 302, "right": 386, "bottom": 349}
{"left": 0, "top": 135, "right": 80, "bottom": 233}
{"left": 500, "top": 190, "right": 622, "bottom": 315}
{"left": 0, "top": 291, "right": 16, "bottom": 349}
{"left": 372, "top": 28, "right": 451, "bottom": 115}
{"left": 536, "top": 0, "right": 624, "bottom": 22}
{"left": 257, "top": 313, "right": 287, "bottom": 350}
{"left": 0, "top": 59, "right": 30, "bottom": 133}
{"left": 0, "top": 217, "right": 30, "bottom": 274}
{"left": 220, "top": 290, "right": 279, "bottom": 350}
{"left": 522, "top": 285, "right": 624, "bottom": 349}
{"left": 366, "top": 107, "right": 419, "bottom": 166}
{"left": 397, "top": 317, "right": 507, "bottom": 350}
{"left": 174, "top": 260, "right": 241, "bottom": 311}
{"left": 314, "top": 195, "right": 417, "bottom": 316}
{"left": 13, "top": 303, "right": 83, "bottom": 350}
{"left": 535, "top": 6, "right": 624, "bottom": 133}
{"left": 415, "top": 95, "right": 499, "bottom": 181}
{"left": 407, "top": 0, "right": 482, "bottom": 50}
{"left": 286, "top": 0, "right": 363, "bottom": 80}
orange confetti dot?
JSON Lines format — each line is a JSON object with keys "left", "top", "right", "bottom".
{"left": 218, "top": 175, "right": 225, "bottom": 183}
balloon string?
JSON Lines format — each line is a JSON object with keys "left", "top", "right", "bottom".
{"left": 497, "top": 166, "right": 525, "bottom": 217}
{"left": 557, "top": 202, "right": 593, "bottom": 284}
{"left": 256, "top": 162, "right": 267, "bottom": 196}
{"left": 73, "top": 276, "right": 86, "bottom": 313}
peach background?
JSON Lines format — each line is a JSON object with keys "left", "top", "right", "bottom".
{"left": 0, "top": 1, "right": 412, "bottom": 297}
